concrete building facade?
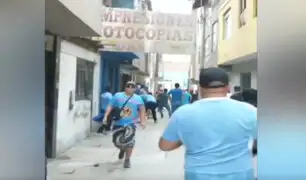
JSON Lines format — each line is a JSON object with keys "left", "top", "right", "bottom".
{"left": 45, "top": 0, "right": 102, "bottom": 158}
{"left": 189, "top": 0, "right": 257, "bottom": 92}
{"left": 218, "top": 0, "right": 257, "bottom": 91}
{"left": 100, "top": 0, "right": 154, "bottom": 95}
{"left": 189, "top": 0, "right": 222, "bottom": 83}
{"left": 54, "top": 39, "right": 101, "bottom": 155}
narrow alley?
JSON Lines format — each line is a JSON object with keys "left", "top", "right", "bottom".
{"left": 47, "top": 117, "right": 257, "bottom": 180}
{"left": 47, "top": 119, "right": 185, "bottom": 180}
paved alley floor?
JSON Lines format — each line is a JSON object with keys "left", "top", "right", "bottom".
{"left": 47, "top": 119, "right": 185, "bottom": 180}
{"left": 47, "top": 118, "right": 257, "bottom": 180}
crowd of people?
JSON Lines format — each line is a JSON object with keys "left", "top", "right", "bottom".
{"left": 93, "top": 67, "right": 257, "bottom": 180}
{"left": 95, "top": 82, "right": 196, "bottom": 129}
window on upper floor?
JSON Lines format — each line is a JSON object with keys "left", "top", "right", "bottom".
{"left": 211, "top": 21, "right": 218, "bottom": 52}
{"left": 253, "top": 0, "right": 258, "bottom": 17}
{"left": 103, "top": 0, "right": 112, "bottom": 7}
{"left": 112, "top": 0, "right": 134, "bottom": 9}
{"left": 223, "top": 9, "right": 232, "bottom": 40}
{"left": 239, "top": 0, "right": 247, "bottom": 27}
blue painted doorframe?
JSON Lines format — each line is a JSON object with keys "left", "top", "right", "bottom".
{"left": 99, "top": 51, "right": 139, "bottom": 110}
{"left": 98, "top": 0, "right": 139, "bottom": 111}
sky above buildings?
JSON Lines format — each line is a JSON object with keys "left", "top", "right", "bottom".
{"left": 151, "top": 0, "right": 193, "bottom": 83}
{"left": 151, "top": 0, "right": 192, "bottom": 14}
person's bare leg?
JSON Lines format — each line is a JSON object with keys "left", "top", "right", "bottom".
{"left": 123, "top": 147, "right": 133, "bottom": 168}
{"left": 151, "top": 107, "right": 157, "bottom": 123}
{"left": 118, "top": 148, "right": 125, "bottom": 160}
{"left": 125, "top": 147, "right": 133, "bottom": 159}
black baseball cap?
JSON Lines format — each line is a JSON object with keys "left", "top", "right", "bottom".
{"left": 199, "top": 67, "right": 229, "bottom": 88}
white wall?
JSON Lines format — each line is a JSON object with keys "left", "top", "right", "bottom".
{"left": 55, "top": 40, "right": 100, "bottom": 155}
{"left": 229, "top": 72, "right": 240, "bottom": 92}
{"left": 59, "top": 0, "right": 102, "bottom": 35}
{"left": 228, "top": 60, "right": 257, "bottom": 92}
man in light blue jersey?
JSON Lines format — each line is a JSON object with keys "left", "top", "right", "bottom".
{"left": 182, "top": 89, "right": 192, "bottom": 105}
{"left": 103, "top": 81, "right": 146, "bottom": 168}
{"left": 100, "top": 86, "right": 113, "bottom": 131}
{"left": 159, "top": 67, "right": 257, "bottom": 180}
{"left": 94, "top": 86, "right": 113, "bottom": 133}
{"left": 142, "top": 92, "right": 158, "bottom": 123}
{"left": 100, "top": 86, "right": 112, "bottom": 111}
{"left": 168, "top": 83, "right": 184, "bottom": 113}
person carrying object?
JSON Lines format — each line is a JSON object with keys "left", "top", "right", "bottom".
{"left": 102, "top": 81, "right": 146, "bottom": 169}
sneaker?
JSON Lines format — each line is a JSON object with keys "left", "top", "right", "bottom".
{"left": 123, "top": 159, "right": 131, "bottom": 168}
{"left": 118, "top": 150, "right": 125, "bottom": 160}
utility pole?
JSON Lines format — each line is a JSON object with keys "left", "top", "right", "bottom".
{"left": 200, "top": 3, "right": 207, "bottom": 69}
{"left": 138, "top": 0, "right": 157, "bottom": 92}
{"left": 154, "top": 53, "right": 161, "bottom": 93}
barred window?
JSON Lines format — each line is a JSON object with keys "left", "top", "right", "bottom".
{"left": 75, "top": 58, "right": 94, "bottom": 101}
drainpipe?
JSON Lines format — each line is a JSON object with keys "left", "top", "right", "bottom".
{"left": 199, "top": 6, "right": 206, "bottom": 100}
{"left": 50, "top": 34, "right": 60, "bottom": 158}
{"left": 139, "top": 0, "right": 153, "bottom": 89}
{"left": 154, "top": 53, "right": 160, "bottom": 93}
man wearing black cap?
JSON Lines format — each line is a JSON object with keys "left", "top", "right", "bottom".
{"left": 159, "top": 67, "right": 257, "bottom": 180}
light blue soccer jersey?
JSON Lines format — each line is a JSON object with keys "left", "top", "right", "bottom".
{"left": 182, "top": 91, "right": 192, "bottom": 105}
{"left": 168, "top": 88, "right": 183, "bottom": 105}
{"left": 141, "top": 94, "right": 157, "bottom": 103}
{"left": 162, "top": 97, "right": 257, "bottom": 180}
{"left": 110, "top": 92, "right": 144, "bottom": 126}
{"left": 101, "top": 92, "right": 112, "bottom": 110}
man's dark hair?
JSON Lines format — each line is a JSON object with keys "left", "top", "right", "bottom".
{"left": 148, "top": 92, "right": 153, "bottom": 95}
{"left": 104, "top": 86, "right": 111, "bottom": 92}
{"left": 174, "top": 83, "right": 180, "bottom": 88}
{"left": 164, "top": 88, "right": 168, "bottom": 93}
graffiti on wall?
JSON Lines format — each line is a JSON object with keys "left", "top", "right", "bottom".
{"left": 72, "top": 102, "right": 91, "bottom": 122}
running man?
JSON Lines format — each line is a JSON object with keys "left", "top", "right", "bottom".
{"left": 157, "top": 88, "right": 171, "bottom": 118}
{"left": 103, "top": 81, "right": 146, "bottom": 168}
{"left": 168, "top": 83, "right": 184, "bottom": 113}
{"left": 159, "top": 67, "right": 257, "bottom": 180}
{"left": 141, "top": 92, "right": 158, "bottom": 123}
{"left": 97, "top": 86, "right": 113, "bottom": 133}
{"left": 93, "top": 87, "right": 113, "bottom": 134}
{"left": 182, "top": 89, "right": 192, "bottom": 105}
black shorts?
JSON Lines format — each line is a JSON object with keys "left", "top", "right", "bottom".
{"left": 145, "top": 101, "right": 157, "bottom": 109}
{"left": 112, "top": 125, "right": 136, "bottom": 149}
